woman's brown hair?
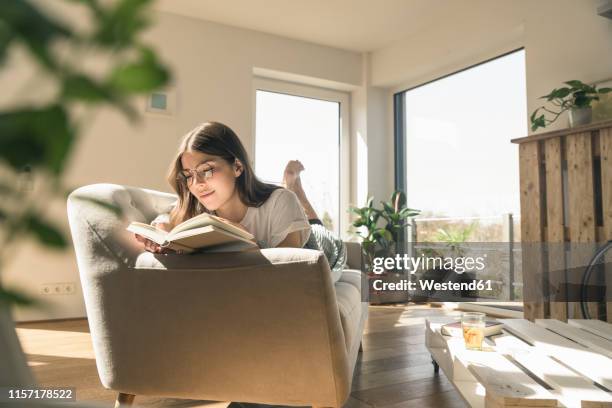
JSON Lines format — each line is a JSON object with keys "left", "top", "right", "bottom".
{"left": 166, "top": 122, "right": 280, "bottom": 227}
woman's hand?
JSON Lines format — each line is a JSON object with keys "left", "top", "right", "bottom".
{"left": 135, "top": 221, "right": 179, "bottom": 254}
{"left": 134, "top": 232, "right": 177, "bottom": 254}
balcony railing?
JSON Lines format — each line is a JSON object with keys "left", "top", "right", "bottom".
{"left": 404, "top": 213, "right": 523, "bottom": 301}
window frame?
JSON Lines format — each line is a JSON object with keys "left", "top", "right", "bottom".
{"left": 252, "top": 77, "right": 351, "bottom": 238}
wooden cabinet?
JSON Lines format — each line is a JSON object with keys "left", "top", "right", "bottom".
{"left": 512, "top": 119, "right": 612, "bottom": 322}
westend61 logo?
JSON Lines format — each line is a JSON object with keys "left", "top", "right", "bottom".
{"left": 372, "top": 253, "right": 486, "bottom": 274}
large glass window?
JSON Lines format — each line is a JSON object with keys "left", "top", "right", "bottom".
{"left": 395, "top": 49, "right": 527, "bottom": 301}
{"left": 254, "top": 84, "right": 346, "bottom": 235}
{"left": 399, "top": 49, "right": 526, "bottom": 226}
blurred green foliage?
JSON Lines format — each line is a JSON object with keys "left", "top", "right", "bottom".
{"left": 0, "top": 0, "right": 171, "bottom": 307}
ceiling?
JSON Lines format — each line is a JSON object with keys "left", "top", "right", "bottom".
{"left": 153, "top": 0, "right": 463, "bottom": 52}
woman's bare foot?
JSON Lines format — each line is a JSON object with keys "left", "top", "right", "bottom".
{"left": 282, "top": 160, "right": 305, "bottom": 194}
{"left": 281, "top": 160, "right": 318, "bottom": 220}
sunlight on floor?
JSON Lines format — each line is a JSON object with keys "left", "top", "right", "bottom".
{"left": 15, "top": 307, "right": 471, "bottom": 407}
{"left": 16, "top": 327, "right": 94, "bottom": 359}
{"left": 26, "top": 360, "right": 49, "bottom": 367}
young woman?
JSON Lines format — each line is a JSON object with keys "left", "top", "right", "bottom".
{"left": 134, "top": 121, "right": 345, "bottom": 269}
{"left": 134, "top": 121, "right": 346, "bottom": 408}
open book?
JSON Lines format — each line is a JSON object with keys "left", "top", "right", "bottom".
{"left": 127, "top": 212, "right": 257, "bottom": 253}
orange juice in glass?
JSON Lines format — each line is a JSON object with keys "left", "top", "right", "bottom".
{"left": 461, "top": 312, "right": 485, "bottom": 350}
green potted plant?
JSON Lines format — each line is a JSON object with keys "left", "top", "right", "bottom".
{"left": 0, "top": 0, "right": 170, "bottom": 388}
{"left": 530, "top": 80, "right": 612, "bottom": 131}
{"left": 349, "top": 191, "right": 420, "bottom": 303}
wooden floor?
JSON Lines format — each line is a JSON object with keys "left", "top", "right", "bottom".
{"left": 15, "top": 304, "right": 466, "bottom": 408}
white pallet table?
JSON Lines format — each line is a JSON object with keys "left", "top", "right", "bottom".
{"left": 426, "top": 317, "right": 486, "bottom": 408}
{"left": 450, "top": 338, "right": 557, "bottom": 407}
{"left": 500, "top": 319, "right": 612, "bottom": 391}
{"left": 426, "top": 318, "right": 557, "bottom": 408}
{"left": 535, "top": 319, "right": 612, "bottom": 358}
{"left": 568, "top": 319, "right": 612, "bottom": 342}
{"left": 426, "top": 317, "right": 612, "bottom": 408}
{"left": 491, "top": 331, "right": 612, "bottom": 408}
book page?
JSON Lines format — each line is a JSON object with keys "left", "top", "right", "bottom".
{"left": 170, "top": 226, "right": 257, "bottom": 249}
{"left": 168, "top": 212, "right": 214, "bottom": 234}
{"left": 169, "top": 212, "right": 254, "bottom": 240}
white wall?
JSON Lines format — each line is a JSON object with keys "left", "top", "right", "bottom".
{"left": 349, "top": 54, "right": 392, "bottom": 211}
{"left": 4, "top": 9, "right": 362, "bottom": 322}
{"left": 368, "top": 0, "right": 612, "bottom": 203}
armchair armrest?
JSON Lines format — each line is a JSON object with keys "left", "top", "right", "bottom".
{"left": 83, "top": 248, "right": 351, "bottom": 406}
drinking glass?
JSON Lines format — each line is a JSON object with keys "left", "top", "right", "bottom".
{"left": 461, "top": 312, "right": 485, "bottom": 350}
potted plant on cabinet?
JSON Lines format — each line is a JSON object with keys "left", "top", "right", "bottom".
{"left": 530, "top": 80, "right": 611, "bottom": 131}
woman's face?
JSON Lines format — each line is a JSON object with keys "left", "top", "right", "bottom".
{"left": 180, "top": 150, "right": 243, "bottom": 211}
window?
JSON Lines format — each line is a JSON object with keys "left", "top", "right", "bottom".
{"left": 394, "top": 49, "right": 527, "bottom": 301}
{"left": 253, "top": 79, "right": 349, "bottom": 236}
{"left": 396, "top": 49, "right": 526, "bottom": 225}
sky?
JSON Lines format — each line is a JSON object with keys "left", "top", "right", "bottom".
{"left": 404, "top": 49, "right": 527, "bottom": 219}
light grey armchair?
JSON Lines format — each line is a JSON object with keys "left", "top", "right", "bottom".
{"left": 66, "top": 183, "right": 368, "bottom": 408}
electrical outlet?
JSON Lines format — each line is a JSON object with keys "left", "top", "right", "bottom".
{"left": 40, "top": 282, "right": 76, "bottom": 295}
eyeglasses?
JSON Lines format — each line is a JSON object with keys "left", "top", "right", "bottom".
{"left": 177, "top": 163, "right": 215, "bottom": 185}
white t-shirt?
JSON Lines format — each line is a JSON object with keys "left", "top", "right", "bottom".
{"left": 151, "top": 188, "right": 311, "bottom": 249}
